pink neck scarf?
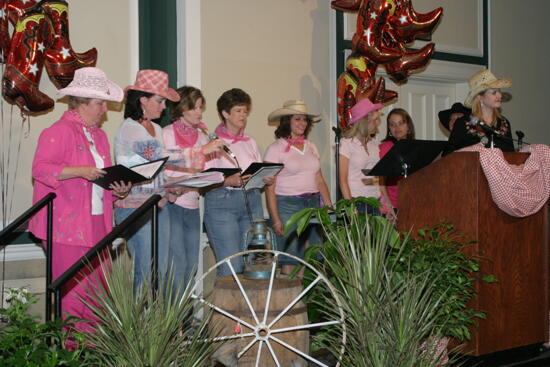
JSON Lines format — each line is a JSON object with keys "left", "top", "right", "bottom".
{"left": 173, "top": 120, "right": 208, "bottom": 148}
{"left": 68, "top": 109, "right": 99, "bottom": 136}
{"left": 214, "top": 122, "right": 250, "bottom": 144}
{"left": 284, "top": 136, "right": 305, "bottom": 152}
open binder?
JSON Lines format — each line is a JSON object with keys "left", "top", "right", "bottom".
{"left": 93, "top": 157, "right": 168, "bottom": 190}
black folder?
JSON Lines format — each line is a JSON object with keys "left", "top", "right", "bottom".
{"left": 93, "top": 157, "right": 168, "bottom": 190}
{"left": 202, "top": 167, "right": 241, "bottom": 177}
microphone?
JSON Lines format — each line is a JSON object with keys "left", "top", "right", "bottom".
{"left": 208, "top": 133, "right": 237, "bottom": 160}
{"left": 516, "top": 131, "right": 525, "bottom": 151}
{"left": 470, "top": 117, "right": 498, "bottom": 135}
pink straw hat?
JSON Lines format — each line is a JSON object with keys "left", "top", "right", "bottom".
{"left": 56, "top": 67, "right": 123, "bottom": 102}
{"left": 350, "top": 98, "right": 383, "bottom": 124}
{"left": 125, "top": 69, "right": 180, "bottom": 102}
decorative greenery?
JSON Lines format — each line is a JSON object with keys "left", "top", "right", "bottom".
{"left": 0, "top": 287, "right": 96, "bottom": 367}
{"left": 391, "top": 221, "right": 496, "bottom": 342}
{"left": 83, "top": 254, "right": 215, "bottom": 367}
{"left": 287, "top": 198, "right": 452, "bottom": 366}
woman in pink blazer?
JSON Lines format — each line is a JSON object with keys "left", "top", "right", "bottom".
{"left": 29, "top": 67, "right": 130, "bottom": 333}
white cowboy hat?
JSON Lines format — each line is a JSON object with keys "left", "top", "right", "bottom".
{"left": 267, "top": 99, "right": 320, "bottom": 124}
{"left": 464, "top": 69, "right": 511, "bottom": 107}
{"left": 57, "top": 67, "right": 123, "bottom": 102}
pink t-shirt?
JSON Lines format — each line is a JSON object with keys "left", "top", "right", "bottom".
{"left": 264, "top": 139, "right": 321, "bottom": 196}
{"left": 162, "top": 124, "right": 210, "bottom": 209}
{"left": 339, "top": 137, "right": 380, "bottom": 199}
{"left": 204, "top": 132, "right": 262, "bottom": 172}
{"left": 379, "top": 140, "right": 400, "bottom": 207}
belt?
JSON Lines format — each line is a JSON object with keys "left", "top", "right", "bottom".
{"left": 294, "top": 192, "right": 320, "bottom": 198}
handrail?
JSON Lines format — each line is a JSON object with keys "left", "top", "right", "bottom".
{"left": 48, "top": 194, "right": 162, "bottom": 318}
{"left": 0, "top": 192, "right": 56, "bottom": 322}
{"left": 0, "top": 192, "right": 56, "bottom": 245}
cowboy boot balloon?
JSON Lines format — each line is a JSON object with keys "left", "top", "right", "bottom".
{"left": 41, "top": 1, "right": 97, "bottom": 88}
{"left": 384, "top": 43, "right": 435, "bottom": 83}
{"left": 388, "top": 0, "right": 443, "bottom": 44}
{"left": 351, "top": 0, "right": 402, "bottom": 64}
{"left": 2, "top": 10, "right": 54, "bottom": 113}
{"left": 0, "top": 0, "right": 42, "bottom": 62}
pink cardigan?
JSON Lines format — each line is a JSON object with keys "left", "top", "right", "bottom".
{"left": 29, "top": 110, "right": 114, "bottom": 247}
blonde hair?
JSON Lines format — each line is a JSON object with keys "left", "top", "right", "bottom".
{"left": 343, "top": 110, "right": 379, "bottom": 141}
{"left": 471, "top": 91, "right": 503, "bottom": 125}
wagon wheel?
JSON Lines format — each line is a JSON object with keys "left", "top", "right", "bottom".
{"left": 191, "top": 249, "right": 346, "bottom": 367}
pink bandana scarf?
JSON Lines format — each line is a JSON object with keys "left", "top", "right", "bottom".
{"left": 214, "top": 122, "right": 250, "bottom": 144}
{"left": 68, "top": 109, "right": 100, "bottom": 138}
{"left": 284, "top": 136, "right": 305, "bottom": 152}
{"left": 173, "top": 120, "right": 209, "bottom": 148}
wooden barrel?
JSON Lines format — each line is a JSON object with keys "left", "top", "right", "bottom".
{"left": 209, "top": 275, "right": 309, "bottom": 366}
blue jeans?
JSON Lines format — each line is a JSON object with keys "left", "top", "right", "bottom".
{"left": 204, "top": 188, "right": 263, "bottom": 276}
{"left": 168, "top": 204, "right": 200, "bottom": 293}
{"left": 275, "top": 194, "right": 322, "bottom": 265}
{"left": 115, "top": 205, "right": 171, "bottom": 292}
{"left": 356, "top": 202, "right": 382, "bottom": 216}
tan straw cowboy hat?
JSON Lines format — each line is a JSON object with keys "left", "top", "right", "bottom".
{"left": 464, "top": 69, "right": 511, "bottom": 107}
{"left": 267, "top": 99, "right": 320, "bottom": 124}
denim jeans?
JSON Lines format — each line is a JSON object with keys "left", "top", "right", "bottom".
{"left": 356, "top": 202, "right": 382, "bottom": 216}
{"left": 204, "top": 188, "right": 263, "bottom": 276}
{"left": 168, "top": 204, "right": 200, "bottom": 293}
{"left": 275, "top": 194, "right": 322, "bottom": 265}
{"left": 115, "top": 205, "right": 171, "bottom": 292}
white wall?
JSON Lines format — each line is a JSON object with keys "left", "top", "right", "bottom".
{"left": 0, "top": 0, "right": 137, "bottom": 225}
{"left": 490, "top": 0, "right": 550, "bottom": 146}
{"left": 200, "top": 0, "right": 335, "bottom": 191}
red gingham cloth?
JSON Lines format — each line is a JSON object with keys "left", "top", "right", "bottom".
{"left": 458, "top": 143, "right": 550, "bottom": 217}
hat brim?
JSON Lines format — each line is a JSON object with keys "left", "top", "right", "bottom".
{"left": 349, "top": 103, "right": 384, "bottom": 124}
{"left": 267, "top": 108, "right": 320, "bottom": 124}
{"left": 438, "top": 104, "right": 471, "bottom": 131}
{"left": 57, "top": 80, "right": 124, "bottom": 102}
{"left": 125, "top": 85, "right": 180, "bottom": 102}
{"left": 464, "top": 78, "right": 512, "bottom": 107}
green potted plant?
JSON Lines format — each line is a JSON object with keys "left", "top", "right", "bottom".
{"left": 83, "top": 254, "right": 215, "bottom": 367}
{"left": 391, "top": 221, "right": 496, "bottom": 343}
{"left": 286, "top": 198, "right": 492, "bottom": 365}
{"left": 286, "top": 198, "right": 453, "bottom": 366}
{"left": 0, "top": 287, "right": 97, "bottom": 366}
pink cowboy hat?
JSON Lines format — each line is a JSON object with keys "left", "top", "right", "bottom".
{"left": 350, "top": 98, "right": 383, "bottom": 124}
{"left": 57, "top": 67, "right": 123, "bottom": 102}
{"left": 125, "top": 69, "right": 180, "bottom": 102}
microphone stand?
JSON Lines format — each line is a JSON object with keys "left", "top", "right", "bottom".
{"left": 477, "top": 122, "right": 531, "bottom": 151}
{"left": 231, "top": 155, "right": 253, "bottom": 223}
{"left": 332, "top": 125, "right": 342, "bottom": 201}
{"left": 516, "top": 131, "right": 525, "bottom": 152}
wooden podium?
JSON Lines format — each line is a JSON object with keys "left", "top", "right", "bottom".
{"left": 397, "top": 152, "right": 549, "bottom": 356}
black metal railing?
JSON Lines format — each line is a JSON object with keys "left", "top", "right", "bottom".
{"left": 0, "top": 193, "right": 56, "bottom": 321}
{"left": 48, "top": 194, "right": 162, "bottom": 319}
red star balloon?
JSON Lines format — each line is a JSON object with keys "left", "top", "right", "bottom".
{"left": 332, "top": 0, "right": 442, "bottom": 128}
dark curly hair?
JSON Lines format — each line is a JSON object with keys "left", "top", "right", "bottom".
{"left": 216, "top": 88, "right": 251, "bottom": 122}
{"left": 274, "top": 115, "right": 314, "bottom": 139}
{"left": 168, "top": 86, "right": 205, "bottom": 122}
{"left": 124, "top": 89, "right": 154, "bottom": 121}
